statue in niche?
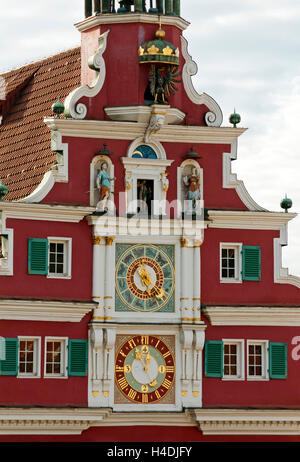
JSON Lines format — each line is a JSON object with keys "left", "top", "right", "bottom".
{"left": 96, "top": 161, "right": 115, "bottom": 213}
{"left": 183, "top": 168, "right": 201, "bottom": 214}
{"left": 137, "top": 179, "right": 153, "bottom": 215}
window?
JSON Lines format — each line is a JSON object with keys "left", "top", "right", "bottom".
{"left": 220, "top": 243, "right": 261, "bottom": 282}
{"left": 28, "top": 237, "right": 72, "bottom": 278}
{"left": 223, "top": 340, "right": 244, "bottom": 380}
{"left": 205, "top": 339, "right": 287, "bottom": 381}
{"left": 220, "top": 243, "right": 242, "bottom": 283}
{"left": 0, "top": 337, "right": 88, "bottom": 378}
{"left": 247, "top": 341, "right": 268, "bottom": 380}
{"left": 18, "top": 337, "right": 41, "bottom": 378}
{"left": 44, "top": 337, "right": 68, "bottom": 378}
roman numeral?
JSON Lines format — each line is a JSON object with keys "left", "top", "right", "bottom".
{"left": 141, "top": 335, "right": 149, "bottom": 345}
{"left": 118, "top": 376, "right": 128, "bottom": 390}
{"left": 162, "top": 378, "right": 172, "bottom": 389}
{"left": 163, "top": 351, "right": 171, "bottom": 359}
{"left": 119, "top": 350, "right": 126, "bottom": 358}
{"left": 128, "top": 339, "right": 136, "bottom": 349}
{"left": 128, "top": 389, "right": 137, "bottom": 400}
{"left": 115, "top": 366, "right": 124, "bottom": 372}
{"left": 142, "top": 393, "right": 148, "bottom": 403}
{"left": 155, "top": 390, "right": 161, "bottom": 400}
{"left": 166, "top": 366, "right": 174, "bottom": 373}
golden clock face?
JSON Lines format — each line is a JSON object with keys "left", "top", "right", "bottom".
{"left": 115, "top": 244, "right": 175, "bottom": 312}
{"left": 115, "top": 335, "right": 175, "bottom": 404}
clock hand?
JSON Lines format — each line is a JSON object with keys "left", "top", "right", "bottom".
{"left": 137, "top": 264, "right": 153, "bottom": 295}
{"left": 135, "top": 348, "right": 157, "bottom": 387}
{"left": 153, "top": 286, "right": 166, "bottom": 300}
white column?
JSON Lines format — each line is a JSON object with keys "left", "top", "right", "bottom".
{"left": 180, "top": 238, "right": 194, "bottom": 323}
{"left": 104, "top": 236, "right": 115, "bottom": 321}
{"left": 92, "top": 235, "right": 106, "bottom": 321}
{"left": 193, "top": 240, "right": 201, "bottom": 323}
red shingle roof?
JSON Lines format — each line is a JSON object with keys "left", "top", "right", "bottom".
{"left": 0, "top": 48, "right": 81, "bottom": 201}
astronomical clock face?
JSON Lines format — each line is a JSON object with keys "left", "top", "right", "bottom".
{"left": 115, "top": 244, "right": 175, "bottom": 313}
{"left": 115, "top": 335, "right": 175, "bottom": 404}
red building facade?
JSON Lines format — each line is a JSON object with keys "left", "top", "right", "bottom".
{"left": 0, "top": 0, "right": 300, "bottom": 442}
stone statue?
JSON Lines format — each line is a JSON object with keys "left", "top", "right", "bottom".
{"left": 96, "top": 162, "right": 115, "bottom": 212}
{"left": 183, "top": 168, "right": 201, "bottom": 213}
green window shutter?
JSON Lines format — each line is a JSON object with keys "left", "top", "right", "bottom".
{"left": 269, "top": 342, "right": 287, "bottom": 379}
{"left": 28, "top": 238, "right": 49, "bottom": 275}
{"left": 242, "top": 246, "right": 261, "bottom": 281}
{"left": 68, "top": 339, "right": 88, "bottom": 377}
{"left": 204, "top": 340, "right": 223, "bottom": 377}
{"left": 0, "top": 338, "right": 19, "bottom": 376}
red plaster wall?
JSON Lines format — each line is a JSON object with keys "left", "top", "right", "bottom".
{"left": 202, "top": 323, "right": 300, "bottom": 408}
{"left": 43, "top": 137, "right": 247, "bottom": 213}
{"left": 0, "top": 319, "right": 90, "bottom": 407}
{"left": 201, "top": 228, "right": 300, "bottom": 305}
{"left": 1, "top": 218, "right": 93, "bottom": 301}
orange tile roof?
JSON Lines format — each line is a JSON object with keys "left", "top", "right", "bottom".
{"left": 0, "top": 48, "right": 81, "bottom": 201}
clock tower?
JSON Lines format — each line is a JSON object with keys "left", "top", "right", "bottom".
{"left": 74, "top": 0, "right": 210, "bottom": 411}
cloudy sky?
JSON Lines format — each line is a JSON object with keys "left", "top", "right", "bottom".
{"left": 1, "top": 0, "right": 300, "bottom": 275}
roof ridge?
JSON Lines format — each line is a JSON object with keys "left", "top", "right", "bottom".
{"left": 0, "top": 45, "right": 81, "bottom": 77}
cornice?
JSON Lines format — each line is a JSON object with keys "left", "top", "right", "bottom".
{"left": 2, "top": 407, "right": 300, "bottom": 435}
{"left": 0, "top": 408, "right": 111, "bottom": 435}
{"left": 87, "top": 216, "right": 207, "bottom": 236}
{"left": 203, "top": 305, "right": 300, "bottom": 326}
{"left": 97, "top": 410, "right": 196, "bottom": 427}
{"left": 44, "top": 118, "right": 246, "bottom": 144}
{"left": 0, "top": 202, "right": 95, "bottom": 223}
{"left": 191, "top": 409, "right": 300, "bottom": 435}
{"left": 75, "top": 13, "right": 190, "bottom": 32}
{"left": 207, "top": 210, "right": 297, "bottom": 230}
{"left": 0, "top": 299, "right": 95, "bottom": 322}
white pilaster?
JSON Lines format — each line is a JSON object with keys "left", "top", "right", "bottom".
{"left": 92, "top": 234, "right": 106, "bottom": 321}
{"left": 180, "top": 238, "right": 194, "bottom": 323}
{"left": 193, "top": 241, "right": 201, "bottom": 323}
{"left": 104, "top": 236, "right": 115, "bottom": 321}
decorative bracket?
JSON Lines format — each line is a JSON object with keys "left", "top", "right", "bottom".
{"left": 64, "top": 30, "right": 110, "bottom": 120}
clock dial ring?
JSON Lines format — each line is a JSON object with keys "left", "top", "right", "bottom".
{"left": 115, "top": 244, "right": 175, "bottom": 312}
{"left": 115, "top": 335, "right": 175, "bottom": 404}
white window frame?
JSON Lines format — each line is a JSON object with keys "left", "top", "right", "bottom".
{"left": 47, "top": 237, "right": 72, "bottom": 279}
{"left": 220, "top": 242, "right": 242, "bottom": 283}
{"left": 17, "top": 336, "right": 41, "bottom": 378}
{"left": 222, "top": 339, "right": 245, "bottom": 381}
{"left": 247, "top": 340, "right": 269, "bottom": 381}
{"left": 0, "top": 226, "right": 13, "bottom": 276}
{"left": 44, "top": 337, "right": 68, "bottom": 378}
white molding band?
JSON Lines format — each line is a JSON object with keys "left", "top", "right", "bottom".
{"left": 1, "top": 408, "right": 300, "bottom": 435}
{"left": 75, "top": 13, "right": 190, "bottom": 32}
{"left": 203, "top": 305, "right": 300, "bottom": 326}
{"left": 0, "top": 408, "right": 111, "bottom": 435}
{"left": 191, "top": 409, "right": 300, "bottom": 435}
{"left": 0, "top": 202, "right": 95, "bottom": 223}
{"left": 104, "top": 105, "right": 186, "bottom": 125}
{"left": 207, "top": 210, "right": 297, "bottom": 230}
{"left": 64, "top": 30, "right": 109, "bottom": 120}
{"left": 43, "top": 118, "right": 246, "bottom": 143}
{"left": 180, "top": 36, "right": 223, "bottom": 127}
{"left": 0, "top": 299, "right": 95, "bottom": 322}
